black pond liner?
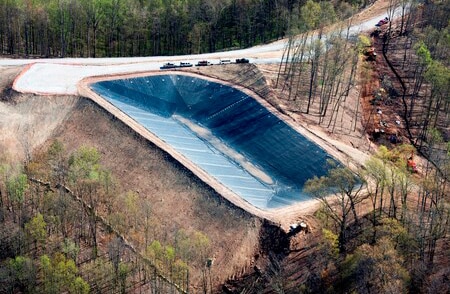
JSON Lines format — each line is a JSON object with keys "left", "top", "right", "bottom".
{"left": 90, "top": 74, "right": 338, "bottom": 209}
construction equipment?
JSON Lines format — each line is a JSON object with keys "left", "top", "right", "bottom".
{"left": 407, "top": 151, "right": 418, "bottom": 173}
{"left": 365, "top": 47, "right": 377, "bottom": 61}
{"left": 375, "top": 17, "right": 389, "bottom": 27}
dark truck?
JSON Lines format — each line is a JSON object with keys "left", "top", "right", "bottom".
{"left": 236, "top": 58, "right": 249, "bottom": 64}
{"left": 196, "top": 60, "right": 211, "bottom": 66}
{"left": 179, "top": 62, "right": 193, "bottom": 67}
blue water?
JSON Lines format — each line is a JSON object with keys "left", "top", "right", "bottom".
{"left": 91, "top": 74, "right": 336, "bottom": 209}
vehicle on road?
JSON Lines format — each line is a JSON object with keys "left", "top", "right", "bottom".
{"left": 236, "top": 58, "right": 249, "bottom": 64}
{"left": 160, "top": 62, "right": 177, "bottom": 69}
{"left": 179, "top": 62, "right": 193, "bottom": 67}
{"left": 219, "top": 59, "right": 231, "bottom": 64}
{"left": 196, "top": 60, "right": 211, "bottom": 66}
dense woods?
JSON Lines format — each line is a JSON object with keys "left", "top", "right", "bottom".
{"left": 302, "top": 142, "right": 449, "bottom": 293}
{"left": 0, "top": 142, "right": 213, "bottom": 293}
{"left": 0, "top": 0, "right": 371, "bottom": 58}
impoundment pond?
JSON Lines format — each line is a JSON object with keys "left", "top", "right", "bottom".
{"left": 90, "top": 74, "right": 337, "bottom": 209}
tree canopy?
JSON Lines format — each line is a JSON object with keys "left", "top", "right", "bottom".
{"left": 0, "top": 0, "right": 367, "bottom": 58}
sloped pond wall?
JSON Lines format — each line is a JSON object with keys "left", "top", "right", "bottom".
{"left": 91, "top": 74, "right": 336, "bottom": 209}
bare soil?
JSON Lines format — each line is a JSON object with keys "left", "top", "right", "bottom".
{"left": 0, "top": 66, "right": 78, "bottom": 163}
